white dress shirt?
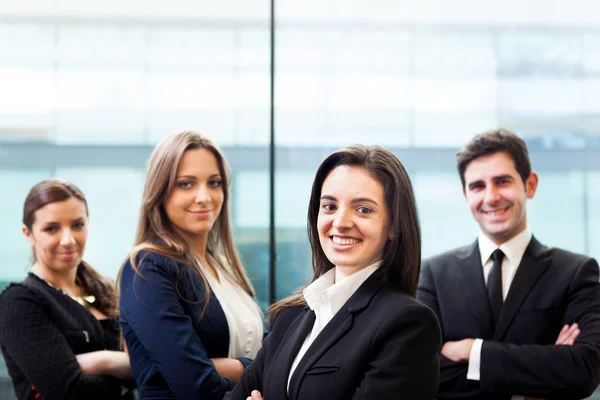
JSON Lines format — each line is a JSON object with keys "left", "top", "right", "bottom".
{"left": 287, "top": 262, "right": 381, "bottom": 392}
{"left": 203, "top": 264, "right": 264, "bottom": 360}
{"left": 466, "top": 228, "right": 532, "bottom": 400}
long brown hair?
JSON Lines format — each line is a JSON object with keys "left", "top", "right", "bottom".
{"left": 119, "top": 131, "right": 255, "bottom": 306}
{"left": 23, "top": 179, "right": 118, "bottom": 318}
{"left": 268, "top": 144, "right": 421, "bottom": 322}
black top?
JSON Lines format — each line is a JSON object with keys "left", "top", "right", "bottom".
{"left": 0, "top": 273, "right": 134, "bottom": 400}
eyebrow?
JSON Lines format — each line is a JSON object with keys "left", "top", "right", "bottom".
{"left": 467, "top": 174, "right": 514, "bottom": 189}
{"left": 176, "top": 174, "right": 222, "bottom": 180}
{"left": 42, "top": 217, "right": 85, "bottom": 226}
{"left": 320, "top": 195, "right": 379, "bottom": 206}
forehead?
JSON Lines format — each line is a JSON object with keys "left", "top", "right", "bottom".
{"left": 177, "top": 147, "right": 221, "bottom": 175}
{"left": 464, "top": 152, "right": 519, "bottom": 183}
{"left": 34, "top": 197, "right": 87, "bottom": 223}
{"left": 321, "top": 166, "right": 384, "bottom": 198}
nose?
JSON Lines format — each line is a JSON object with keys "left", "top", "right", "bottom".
{"left": 194, "top": 184, "right": 212, "bottom": 204}
{"left": 484, "top": 185, "right": 501, "bottom": 205}
{"left": 60, "top": 229, "right": 76, "bottom": 246}
{"left": 332, "top": 207, "right": 353, "bottom": 230}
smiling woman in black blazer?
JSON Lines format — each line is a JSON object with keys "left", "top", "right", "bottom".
{"left": 227, "top": 145, "right": 442, "bottom": 400}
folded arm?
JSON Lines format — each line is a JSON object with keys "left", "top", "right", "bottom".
{"left": 120, "top": 257, "right": 235, "bottom": 399}
{"left": 0, "top": 286, "right": 123, "bottom": 400}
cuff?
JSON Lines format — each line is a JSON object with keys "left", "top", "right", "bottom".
{"left": 236, "top": 357, "right": 253, "bottom": 369}
{"left": 466, "top": 338, "right": 483, "bottom": 381}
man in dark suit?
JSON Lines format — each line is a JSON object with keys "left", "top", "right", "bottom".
{"left": 417, "top": 129, "right": 600, "bottom": 399}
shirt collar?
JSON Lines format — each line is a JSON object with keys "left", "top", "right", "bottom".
{"left": 478, "top": 228, "right": 532, "bottom": 267}
{"left": 303, "top": 262, "right": 381, "bottom": 315}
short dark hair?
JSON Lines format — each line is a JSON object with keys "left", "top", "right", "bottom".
{"left": 457, "top": 128, "right": 532, "bottom": 188}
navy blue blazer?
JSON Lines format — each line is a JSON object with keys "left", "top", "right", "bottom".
{"left": 119, "top": 250, "right": 253, "bottom": 400}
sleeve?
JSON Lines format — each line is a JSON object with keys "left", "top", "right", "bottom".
{"left": 119, "top": 256, "right": 235, "bottom": 400}
{"left": 0, "top": 286, "right": 122, "bottom": 400}
{"left": 480, "top": 258, "right": 600, "bottom": 399}
{"left": 351, "top": 303, "right": 442, "bottom": 400}
{"left": 466, "top": 338, "right": 483, "bottom": 380}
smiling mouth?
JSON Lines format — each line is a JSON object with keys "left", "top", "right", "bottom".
{"left": 482, "top": 206, "right": 510, "bottom": 216}
{"left": 331, "top": 236, "right": 362, "bottom": 245}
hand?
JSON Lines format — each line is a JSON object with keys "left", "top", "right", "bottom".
{"left": 210, "top": 358, "right": 245, "bottom": 383}
{"left": 555, "top": 323, "right": 579, "bottom": 345}
{"left": 441, "top": 339, "right": 474, "bottom": 364}
{"left": 76, "top": 351, "right": 109, "bottom": 375}
{"left": 246, "top": 390, "right": 263, "bottom": 400}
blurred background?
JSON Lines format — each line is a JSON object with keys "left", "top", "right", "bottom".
{"left": 1, "top": 0, "right": 600, "bottom": 398}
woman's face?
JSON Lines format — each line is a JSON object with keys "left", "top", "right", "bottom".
{"left": 164, "top": 147, "right": 225, "bottom": 243}
{"left": 23, "top": 197, "right": 88, "bottom": 274}
{"left": 317, "top": 166, "right": 391, "bottom": 276}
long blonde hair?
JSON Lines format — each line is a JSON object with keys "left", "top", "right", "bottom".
{"left": 120, "top": 131, "right": 255, "bottom": 305}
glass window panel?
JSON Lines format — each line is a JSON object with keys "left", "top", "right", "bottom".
{"left": 54, "top": 70, "right": 146, "bottom": 143}
{"left": 147, "top": 74, "right": 236, "bottom": 144}
{"left": 528, "top": 170, "right": 585, "bottom": 254}
{"left": 588, "top": 171, "right": 600, "bottom": 261}
{"left": 148, "top": 28, "right": 236, "bottom": 73}
{"left": 0, "top": 67, "right": 54, "bottom": 140}
{"left": 0, "top": 168, "right": 52, "bottom": 282}
{"left": 238, "top": 28, "right": 271, "bottom": 70}
{"left": 328, "top": 29, "right": 411, "bottom": 73}
{"left": 498, "top": 78, "right": 584, "bottom": 115}
{"left": 57, "top": 25, "right": 146, "bottom": 69}
{"left": 234, "top": 73, "right": 270, "bottom": 146}
{"left": 414, "top": 33, "right": 496, "bottom": 77}
{"left": 497, "top": 33, "right": 582, "bottom": 76}
{"left": 0, "top": 23, "right": 54, "bottom": 68}
{"left": 54, "top": 167, "right": 144, "bottom": 280}
{"left": 413, "top": 171, "right": 477, "bottom": 258}
{"left": 414, "top": 110, "right": 498, "bottom": 147}
{"left": 583, "top": 34, "right": 600, "bottom": 76}
{"left": 414, "top": 78, "right": 497, "bottom": 111}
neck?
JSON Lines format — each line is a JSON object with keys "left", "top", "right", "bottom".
{"left": 32, "top": 263, "right": 79, "bottom": 294}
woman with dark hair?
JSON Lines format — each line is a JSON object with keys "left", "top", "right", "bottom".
{"left": 0, "top": 179, "right": 134, "bottom": 400}
{"left": 118, "top": 131, "right": 263, "bottom": 399}
{"left": 227, "top": 144, "right": 442, "bottom": 400}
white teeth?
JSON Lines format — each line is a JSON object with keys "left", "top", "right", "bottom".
{"left": 332, "top": 236, "right": 360, "bottom": 245}
{"left": 486, "top": 208, "right": 507, "bottom": 216}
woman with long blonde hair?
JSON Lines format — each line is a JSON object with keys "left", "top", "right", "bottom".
{"left": 118, "top": 131, "right": 263, "bottom": 400}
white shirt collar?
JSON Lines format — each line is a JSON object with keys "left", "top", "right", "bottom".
{"left": 303, "top": 262, "right": 381, "bottom": 316}
{"left": 478, "top": 228, "right": 533, "bottom": 267}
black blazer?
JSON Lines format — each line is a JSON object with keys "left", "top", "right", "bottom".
{"left": 226, "top": 269, "right": 442, "bottom": 400}
{"left": 119, "top": 250, "right": 253, "bottom": 400}
{"left": 0, "top": 274, "right": 132, "bottom": 400}
{"left": 417, "top": 237, "right": 600, "bottom": 400}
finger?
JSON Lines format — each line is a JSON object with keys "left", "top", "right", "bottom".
{"left": 564, "top": 328, "right": 580, "bottom": 345}
{"left": 251, "top": 390, "right": 263, "bottom": 400}
{"left": 556, "top": 324, "right": 577, "bottom": 344}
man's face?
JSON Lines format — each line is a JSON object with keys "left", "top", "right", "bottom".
{"left": 463, "top": 151, "right": 538, "bottom": 245}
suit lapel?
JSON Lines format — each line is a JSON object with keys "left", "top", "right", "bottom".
{"left": 269, "top": 309, "right": 315, "bottom": 399}
{"left": 287, "top": 270, "right": 385, "bottom": 400}
{"left": 493, "top": 237, "right": 551, "bottom": 341}
{"left": 459, "top": 241, "right": 495, "bottom": 339}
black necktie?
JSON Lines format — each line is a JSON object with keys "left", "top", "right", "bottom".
{"left": 488, "top": 249, "right": 504, "bottom": 328}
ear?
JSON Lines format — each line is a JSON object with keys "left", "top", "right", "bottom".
{"left": 525, "top": 172, "right": 539, "bottom": 199}
{"left": 22, "top": 224, "right": 35, "bottom": 247}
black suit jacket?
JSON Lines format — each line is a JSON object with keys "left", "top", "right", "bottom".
{"left": 226, "top": 270, "right": 442, "bottom": 400}
{"left": 0, "top": 274, "right": 132, "bottom": 400}
{"left": 417, "top": 237, "right": 600, "bottom": 400}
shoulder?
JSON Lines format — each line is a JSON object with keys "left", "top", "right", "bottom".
{"left": 422, "top": 244, "right": 472, "bottom": 271}
{"left": 373, "top": 287, "right": 441, "bottom": 337}
{"left": 547, "top": 247, "right": 596, "bottom": 266}
{"left": 122, "top": 249, "right": 186, "bottom": 278}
